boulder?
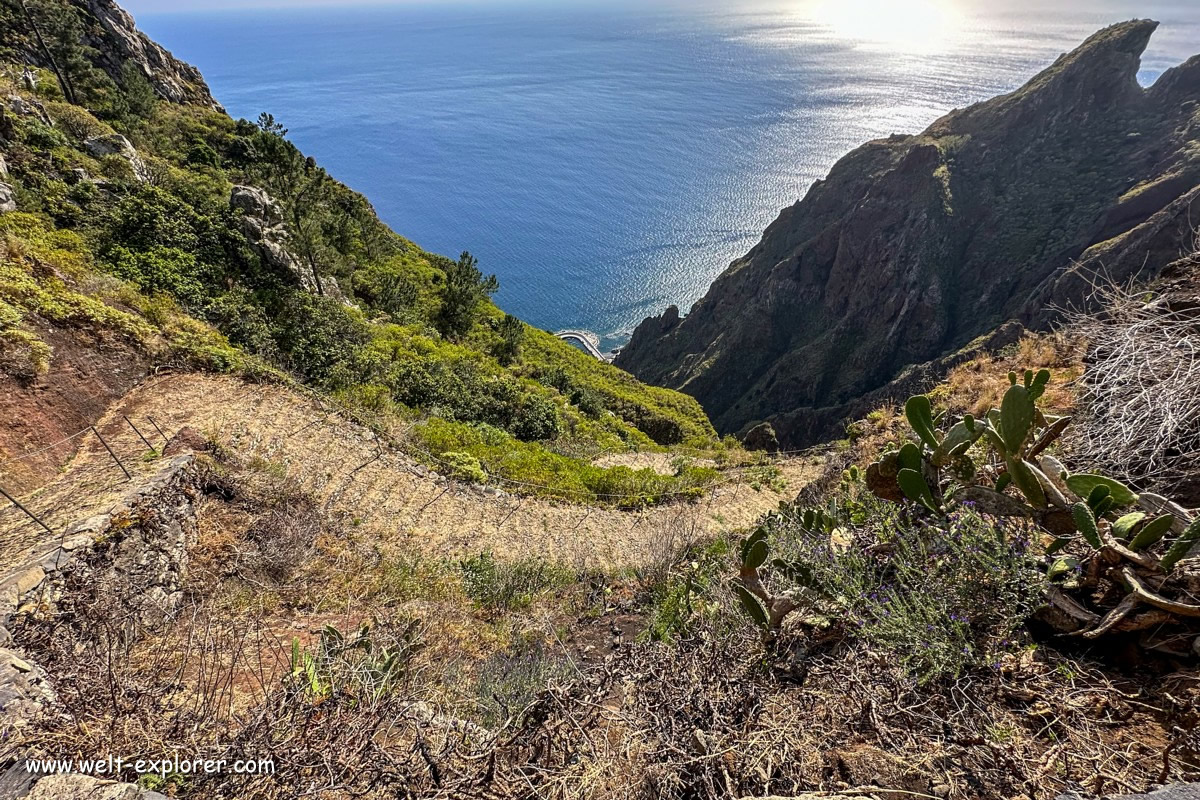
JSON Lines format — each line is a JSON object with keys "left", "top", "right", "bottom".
{"left": 0, "top": 183, "right": 15, "bottom": 213}
{"left": 742, "top": 421, "right": 779, "bottom": 453}
{"left": 84, "top": 134, "right": 149, "bottom": 183}
{"left": 163, "top": 426, "right": 210, "bottom": 457}
{"left": 0, "top": 153, "right": 9, "bottom": 179}
{"left": 230, "top": 184, "right": 284, "bottom": 225}
{"left": 25, "top": 774, "right": 166, "bottom": 799}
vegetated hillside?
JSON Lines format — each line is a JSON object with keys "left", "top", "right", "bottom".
{"left": 0, "top": 0, "right": 726, "bottom": 503}
{"left": 617, "top": 20, "right": 1200, "bottom": 448}
{"left": 5, "top": 266, "right": 1198, "bottom": 800}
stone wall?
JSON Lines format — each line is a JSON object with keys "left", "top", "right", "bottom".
{"left": 0, "top": 454, "right": 199, "bottom": 741}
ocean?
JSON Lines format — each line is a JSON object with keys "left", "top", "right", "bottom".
{"left": 136, "top": 0, "right": 1200, "bottom": 351}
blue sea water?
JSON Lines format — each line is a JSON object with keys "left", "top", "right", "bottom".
{"left": 136, "top": 0, "right": 1200, "bottom": 351}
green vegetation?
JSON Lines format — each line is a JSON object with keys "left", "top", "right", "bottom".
{"left": 727, "top": 369, "right": 1200, "bottom": 683}
{"left": 0, "top": 7, "right": 722, "bottom": 503}
{"left": 458, "top": 551, "right": 576, "bottom": 615}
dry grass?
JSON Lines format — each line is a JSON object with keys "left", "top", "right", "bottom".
{"left": 1064, "top": 276, "right": 1200, "bottom": 494}
{"left": 939, "top": 333, "right": 1083, "bottom": 419}
{"left": 99, "top": 373, "right": 818, "bottom": 570}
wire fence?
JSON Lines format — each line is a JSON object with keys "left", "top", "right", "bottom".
{"left": 0, "top": 370, "right": 832, "bottom": 563}
{"left": 0, "top": 411, "right": 173, "bottom": 540}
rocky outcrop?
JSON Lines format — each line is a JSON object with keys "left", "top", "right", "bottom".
{"left": 617, "top": 21, "right": 1200, "bottom": 447}
{"left": 0, "top": 455, "right": 198, "bottom": 732}
{"left": 82, "top": 0, "right": 221, "bottom": 111}
{"left": 22, "top": 774, "right": 167, "bottom": 800}
{"left": 230, "top": 185, "right": 350, "bottom": 303}
{"left": 4, "top": 95, "right": 51, "bottom": 127}
{"left": 742, "top": 421, "right": 779, "bottom": 453}
{"left": 83, "top": 133, "right": 149, "bottom": 182}
{"left": 0, "top": 183, "right": 15, "bottom": 213}
{"left": 231, "top": 184, "right": 313, "bottom": 288}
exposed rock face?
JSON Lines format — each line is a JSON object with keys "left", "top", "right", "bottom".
{"left": 230, "top": 185, "right": 350, "bottom": 303}
{"left": 83, "top": 133, "right": 149, "bottom": 182}
{"left": 0, "top": 455, "right": 198, "bottom": 745}
{"left": 0, "top": 182, "right": 15, "bottom": 213}
{"left": 617, "top": 21, "right": 1200, "bottom": 447}
{"left": 742, "top": 421, "right": 779, "bottom": 453}
{"left": 82, "top": 0, "right": 222, "bottom": 111}
{"left": 230, "top": 184, "right": 314, "bottom": 289}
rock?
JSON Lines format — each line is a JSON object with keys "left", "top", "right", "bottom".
{"left": 66, "top": 167, "right": 90, "bottom": 184}
{"left": 5, "top": 95, "right": 52, "bottom": 126}
{"left": 230, "top": 185, "right": 349, "bottom": 304}
{"left": 0, "top": 182, "right": 15, "bottom": 213}
{"left": 0, "top": 647, "right": 56, "bottom": 727}
{"left": 20, "top": 68, "right": 37, "bottom": 92}
{"left": 163, "top": 426, "right": 210, "bottom": 457}
{"left": 742, "top": 421, "right": 779, "bottom": 453}
{"left": 84, "top": 134, "right": 150, "bottom": 183}
{"left": 25, "top": 774, "right": 166, "bottom": 799}
{"left": 11, "top": 567, "right": 45, "bottom": 598}
{"left": 0, "top": 154, "right": 9, "bottom": 179}
{"left": 616, "top": 21, "right": 1200, "bottom": 448}
{"left": 229, "top": 184, "right": 283, "bottom": 225}
{"left": 82, "top": 0, "right": 222, "bottom": 112}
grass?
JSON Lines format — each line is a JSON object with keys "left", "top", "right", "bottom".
{"left": 458, "top": 551, "right": 577, "bottom": 615}
{"left": 411, "top": 416, "right": 723, "bottom": 505}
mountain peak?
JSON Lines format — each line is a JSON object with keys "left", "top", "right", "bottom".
{"left": 616, "top": 22, "right": 1200, "bottom": 447}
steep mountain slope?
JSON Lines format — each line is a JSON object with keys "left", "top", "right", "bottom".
{"left": 0, "top": 0, "right": 725, "bottom": 503}
{"left": 617, "top": 21, "right": 1200, "bottom": 446}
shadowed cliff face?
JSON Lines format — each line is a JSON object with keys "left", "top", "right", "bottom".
{"left": 617, "top": 20, "right": 1200, "bottom": 447}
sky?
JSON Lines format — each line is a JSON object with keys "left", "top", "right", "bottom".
{"left": 121, "top": 0, "right": 540, "bottom": 11}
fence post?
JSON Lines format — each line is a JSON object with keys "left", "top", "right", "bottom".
{"left": 145, "top": 416, "right": 169, "bottom": 446}
{"left": 0, "top": 484, "right": 55, "bottom": 535}
{"left": 91, "top": 426, "right": 131, "bottom": 480}
{"left": 124, "top": 415, "right": 155, "bottom": 451}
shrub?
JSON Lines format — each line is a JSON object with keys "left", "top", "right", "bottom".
{"left": 458, "top": 551, "right": 575, "bottom": 615}
{"left": 106, "top": 245, "right": 208, "bottom": 307}
{"left": 441, "top": 451, "right": 487, "bottom": 484}
{"left": 289, "top": 619, "right": 424, "bottom": 703}
{"left": 474, "top": 640, "right": 570, "bottom": 726}
{"left": 511, "top": 393, "right": 562, "bottom": 442}
{"left": 762, "top": 497, "right": 1045, "bottom": 682}
{"left": 272, "top": 293, "right": 370, "bottom": 388}
{"left": 435, "top": 251, "right": 497, "bottom": 340}
{"left": 644, "top": 535, "right": 732, "bottom": 642}
{"left": 43, "top": 100, "right": 109, "bottom": 142}
{"left": 205, "top": 291, "right": 277, "bottom": 358}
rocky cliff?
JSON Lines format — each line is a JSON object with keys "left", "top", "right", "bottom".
{"left": 82, "top": 0, "right": 221, "bottom": 109}
{"left": 4, "top": 0, "right": 220, "bottom": 110}
{"left": 616, "top": 21, "right": 1200, "bottom": 446}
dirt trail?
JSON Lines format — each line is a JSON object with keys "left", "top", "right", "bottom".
{"left": 1, "top": 373, "right": 820, "bottom": 570}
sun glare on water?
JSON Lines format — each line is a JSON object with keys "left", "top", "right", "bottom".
{"left": 809, "top": 0, "right": 963, "bottom": 52}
